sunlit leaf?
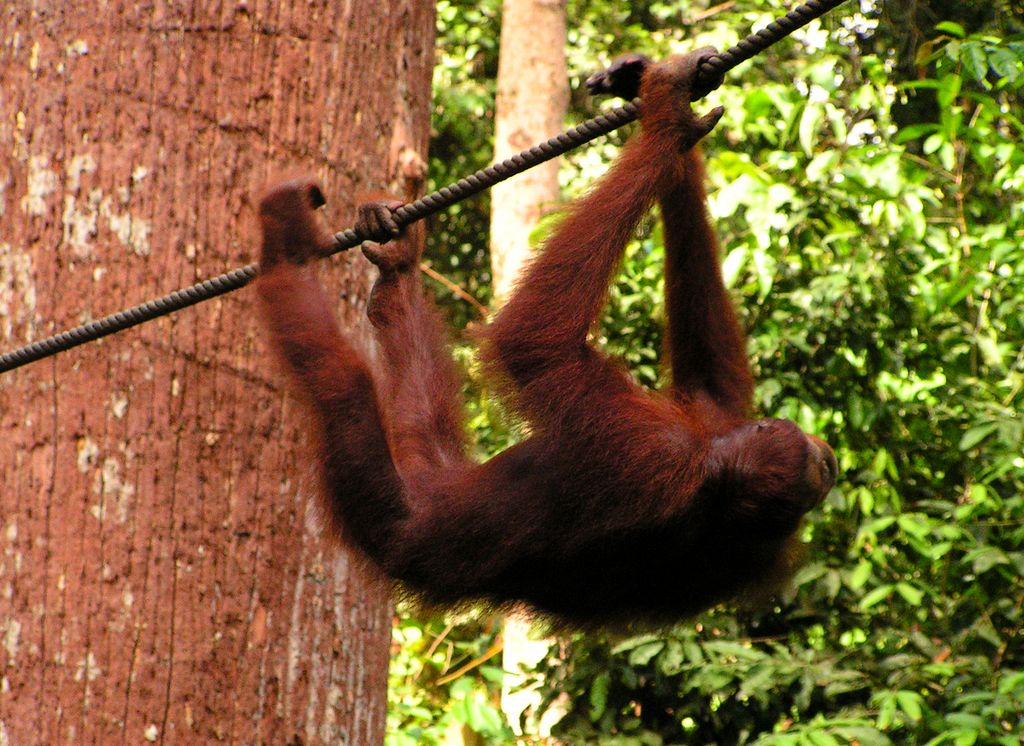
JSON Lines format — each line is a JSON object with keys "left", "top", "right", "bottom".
{"left": 935, "top": 21, "right": 966, "bottom": 38}
{"left": 860, "top": 585, "right": 893, "bottom": 610}
{"left": 589, "top": 672, "right": 610, "bottom": 722}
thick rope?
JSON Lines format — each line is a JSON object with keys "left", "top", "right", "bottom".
{"left": 0, "top": 0, "right": 849, "bottom": 374}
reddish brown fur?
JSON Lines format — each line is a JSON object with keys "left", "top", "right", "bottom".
{"left": 255, "top": 52, "right": 836, "bottom": 625}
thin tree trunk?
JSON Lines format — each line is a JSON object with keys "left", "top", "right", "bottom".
{"left": 0, "top": 2, "right": 434, "bottom": 743}
{"left": 490, "top": 0, "right": 569, "bottom": 303}
{"left": 489, "top": 0, "right": 568, "bottom": 738}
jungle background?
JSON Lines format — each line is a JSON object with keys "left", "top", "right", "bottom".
{"left": 386, "top": 0, "right": 1024, "bottom": 744}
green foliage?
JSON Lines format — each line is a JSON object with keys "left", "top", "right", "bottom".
{"left": 391, "top": 2, "right": 1024, "bottom": 744}
{"left": 387, "top": 611, "right": 513, "bottom": 745}
{"left": 426, "top": 0, "right": 502, "bottom": 328}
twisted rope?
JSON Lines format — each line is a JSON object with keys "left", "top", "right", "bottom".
{"left": 0, "top": 0, "right": 850, "bottom": 374}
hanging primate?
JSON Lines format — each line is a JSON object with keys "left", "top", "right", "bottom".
{"left": 255, "top": 49, "right": 837, "bottom": 625}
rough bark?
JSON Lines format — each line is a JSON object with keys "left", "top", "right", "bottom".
{"left": 489, "top": 0, "right": 569, "bottom": 302}
{"left": 0, "top": 2, "right": 434, "bottom": 743}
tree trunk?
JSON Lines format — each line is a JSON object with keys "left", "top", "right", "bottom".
{"left": 489, "top": 0, "right": 569, "bottom": 303}
{"left": 489, "top": 0, "right": 568, "bottom": 738}
{"left": 0, "top": 2, "right": 434, "bottom": 743}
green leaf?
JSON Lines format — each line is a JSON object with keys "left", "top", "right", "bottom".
{"left": 860, "top": 585, "right": 894, "bottom": 610}
{"left": 976, "top": 334, "right": 1003, "bottom": 368}
{"left": 751, "top": 247, "right": 776, "bottom": 300}
{"left": 589, "top": 672, "right": 610, "bottom": 722}
{"left": 628, "top": 641, "right": 665, "bottom": 667}
{"left": 960, "top": 42, "right": 989, "bottom": 84}
{"left": 959, "top": 422, "right": 998, "bottom": 450}
{"left": 849, "top": 560, "right": 872, "bottom": 590}
{"left": 937, "top": 74, "right": 962, "bottom": 109}
{"left": 833, "top": 726, "right": 891, "bottom": 746}
{"left": 807, "top": 150, "right": 840, "bottom": 182}
{"left": 965, "top": 546, "right": 1010, "bottom": 574}
{"left": 923, "top": 133, "right": 946, "bottom": 155}
{"left": 722, "top": 247, "right": 748, "bottom": 288}
{"left": 896, "top": 123, "right": 940, "bottom": 142}
{"left": 946, "top": 712, "right": 986, "bottom": 730}
{"left": 895, "top": 582, "right": 924, "bottom": 606}
{"left": 658, "top": 639, "right": 686, "bottom": 676}
{"left": 987, "top": 48, "right": 1021, "bottom": 84}
{"left": 897, "top": 513, "right": 931, "bottom": 539}
{"left": 935, "top": 21, "right": 966, "bottom": 38}
{"left": 465, "top": 697, "right": 505, "bottom": 736}
{"left": 611, "top": 634, "right": 662, "bottom": 655}
{"left": 807, "top": 731, "right": 842, "bottom": 746}
{"left": 683, "top": 639, "right": 704, "bottom": 664}
{"left": 479, "top": 666, "right": 505, "bottom": 684}
{"left": 799, "top": 103, "right": 823, "bottom": 157}
{"left": 876, "top": 692, "right": 897, "bottom": 729}
{"left": 895, "top": 691, "right": 924, "bottom": 721}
